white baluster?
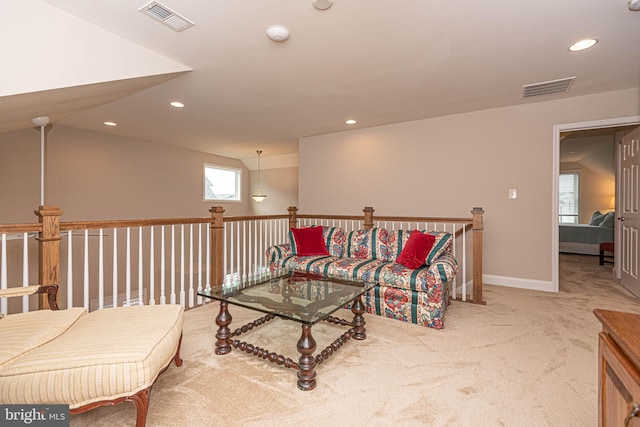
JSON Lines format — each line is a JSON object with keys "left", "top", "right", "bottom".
{"left": 180, "top": 224, "right": 189, "bottom": 307}
{"left": 138, "top": 227, "right": 144, "bottom": 305}
{"left": 160, "top": 226, "right": 166, "bottom": 305}
{"left": 259, "top": 220, "right": 264, "bottom": 272}
{"left": 193, "top": 223, "right": 200, "bottom": 307}
{"left": 126, "top": 227, "right": 131, "bottom": 305}
{"left": 223, "top": 223, "right": 228, "bottom": 278}
{"left": 84, "top": 230, "right": 89, "bottom": 310}
{"left": 449, "top": 224, "right": 456, "bottom": 301}
{"left": 462, "top": 224, "right": 467, "bottom": 302}
{"left": 23, "top": 232, "right": 30, "bottom": 312}
{"left": 99, "top": 229, "right": 104, "bottom": 310}
{"left": 249, "top": 220, "right": 260, "bottom": 275}
{"left": 202, "top": 224, "right": 210, "bottom": 305}
{"left": 181, "top": 224, "right": 186, "bottom": 307}
{"left": 66, "top": 231, "right": 72, "bottom": 309}
{"left": 170, "top": 225, "right": 176, "bottom": 305}
{"left": 229, "top": 222, "right": 233, "bottom": 280}
{"left": 236, "top": 222, "right": 240, "bottom": 280}
{"left": 1, "top": 234, "right": 7, "bottom": 315}
{"left": 112, "top": 228, "right": 118, "bottom": 308}
{"left": 242, "top": 221, "right": 247, "bottom": 280}
{"left": 149, "top": 227, "right": 155, "bottom": 305}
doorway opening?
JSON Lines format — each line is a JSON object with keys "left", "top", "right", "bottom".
{"left": 552, "top": 116, "right": 640, "bottom": 293}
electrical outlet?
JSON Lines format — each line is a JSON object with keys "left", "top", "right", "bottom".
{"left": 509, "top": 189, "right": 517, "bottom": 199}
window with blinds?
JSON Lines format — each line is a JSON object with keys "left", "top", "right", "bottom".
{"left": 559, "top": 172, "right": 579, "bottom": 224}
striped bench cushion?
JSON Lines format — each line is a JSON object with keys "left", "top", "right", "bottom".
{"left": 0, "top": 307, "right": 86, "bottom": 367}
{"left": 0, "top": 304, "right": 184, "bottom": 409}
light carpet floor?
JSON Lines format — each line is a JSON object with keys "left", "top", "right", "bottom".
{"left": 70, "top": 254, "right": 640, "bottom": 427}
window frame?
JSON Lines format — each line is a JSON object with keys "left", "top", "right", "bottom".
{"left": 203, "top": 163, "right": 242, "bottom": 203}
{"left": 558, "top": 171, "right": 580, "bottom": 224}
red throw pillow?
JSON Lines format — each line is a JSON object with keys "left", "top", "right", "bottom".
{"left": 290, "top": 226, "right": 329, "bottom": 256}
{"left": 396, "top": 230, "right": 436, "bottom": 269}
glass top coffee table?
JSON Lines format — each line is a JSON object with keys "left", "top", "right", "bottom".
{"left": 198, "top": 270, "right": 377, "bottom": 391}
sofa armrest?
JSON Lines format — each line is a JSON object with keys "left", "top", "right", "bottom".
{"left": 427, "top": 253, "right": 458, "bottom": 284}
{"left": 0, "top": 285, "right": 59, "bottom": 311}
{"left": 265, "top": 243, "right": 292, "bottom": 266}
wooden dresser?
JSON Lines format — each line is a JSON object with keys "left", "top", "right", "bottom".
{"left": 594, "top": 309, "right": 640, "bottom": 427}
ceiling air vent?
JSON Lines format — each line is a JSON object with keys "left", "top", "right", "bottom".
{"left": 522, "top": 77, "right": 576, "bottom": 98}
{"left": 139, "top": 1, "right": 194, "bottom": 32}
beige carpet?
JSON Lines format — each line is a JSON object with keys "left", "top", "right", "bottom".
{"left": 71, "top": 255, "right": 640, "bottom": 427}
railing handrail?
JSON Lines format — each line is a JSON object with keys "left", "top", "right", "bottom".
{"left": 222, "top": 214, "right": 289, "bottom": 223}
{"left": 61, "top": 217, "right": 213, "bottom": 231}
{"left": 0, "top": 218, "right": 216, "bottom": 234}
{"left": 295, "top": 213, "right": 474, "bottom": 224}
{"left": 0, "top": 214, "right": 475, "bottom": 233}
{"left": 0, "top": 224, "right": 43, "bottom": 233}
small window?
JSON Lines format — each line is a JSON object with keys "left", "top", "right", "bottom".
{"left": 559, "top": 172, "right": 579, "bottom": 224}
{"left": 204, "top": 164, "right": 241, "bottom": 202}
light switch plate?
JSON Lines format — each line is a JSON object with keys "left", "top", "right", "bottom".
{"left": 509, "top": 189, "right": 517, "bottom": 199}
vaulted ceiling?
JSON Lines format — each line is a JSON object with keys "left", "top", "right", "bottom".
{"left": 3, "top": 0, "right": 640, "bottom": 161}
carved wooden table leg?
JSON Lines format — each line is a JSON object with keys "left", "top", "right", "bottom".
{"left": 297, "top": 324, "right": 317, "bottom": 391}
{"left": 215, "top": 301, "right": 232, "bottom": 355}
{"left": 351, "top": 295, "right": 366, "bottom": 340}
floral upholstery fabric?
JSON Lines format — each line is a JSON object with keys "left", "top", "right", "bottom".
{"left": 325, "top": 258, "right": 389, "bottom": 282}
{"left": 360, "top": 283, "right": 450, "bottom": 329}
{"left": 266, "top": 227, "right": 457, "bottom": 329}
{"left": 374, "top": 253, "right": 457, "bottom": 292}
{"left": 266, "top": 244, "right": 293, "bottom": 265}
{"left": 322, "top": 227, "right": 346, "bottom": 257}
{"left": 274, "top": 255, "right": 339, "bottom": 277}
{"left": 344, "top": 228, "right": 391, "bottom": 261}
{"left": 425, "top": 232, "right": 453, "bottom": 265}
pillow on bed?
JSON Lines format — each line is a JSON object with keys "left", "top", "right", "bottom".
{"left": 589, "top": 211, "right": 606, "bottom": 225}
{"left": 599, "top": 211, "right": 615, "bottom": 228}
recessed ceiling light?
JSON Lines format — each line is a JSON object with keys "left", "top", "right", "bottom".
{"left": 568, "top": 38, "right": 598, "bottom": 52}
{"left": 104, "top": 121, "right": 117, "bottom": 126}
{"left": 170, "top": 101, "right": 185, "bottom": 108}
{"left": 346, "top": 119, "right": 357, "bottom": 125}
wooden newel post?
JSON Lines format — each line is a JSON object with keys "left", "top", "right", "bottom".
{"left": 363, "top": 207, "right": 375, "bottom": 230}
{"left": 471, "top": 207, "right": 485, "bottom": 305}
{"left": 209, "top": 206, "right": 225, "bottom": 287}
{"left": 288, "top": 206, "right": 298, "bottom": 229}
{"left": 35, "top": 205, "right": 63, "bottom": 310}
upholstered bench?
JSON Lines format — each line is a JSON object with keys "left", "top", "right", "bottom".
{"left": 0, "top": 287, "right": 184, "bottom": 427}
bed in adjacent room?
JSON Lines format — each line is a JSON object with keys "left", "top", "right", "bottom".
{"left": 559, "top": 211, "right": 615, "bottom": 255}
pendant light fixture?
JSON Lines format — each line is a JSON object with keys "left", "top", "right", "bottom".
{"left": 251, "top": 150, "right": 267, "bottom": 203}
{"left": 31, "top": 116, "right": 50, "bottom": 206}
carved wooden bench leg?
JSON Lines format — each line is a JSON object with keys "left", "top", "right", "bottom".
{"left": 129, "top": 388, "right": 150, "bottom": 427}
{"left": 70, "top": 335, "right": 183, "bottom": 426}
{"left": 70, "top": 389, "right": 150, "bottom": 426}
{"left": 174, "top": 334, "right": 184, "bottom": 367}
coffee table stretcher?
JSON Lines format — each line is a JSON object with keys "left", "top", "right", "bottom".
{"left": 213, "top": 295, "right": 368, "bottom": 391}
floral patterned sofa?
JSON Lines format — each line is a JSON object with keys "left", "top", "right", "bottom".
{"left": 266, "top": 226, "right": 457, "bottom": 329}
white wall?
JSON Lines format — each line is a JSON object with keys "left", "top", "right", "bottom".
{"left": 2, "top": 1, "right": 189, "bottom": 97}
{"left": 299, "top": 88, "right": 640, "bottom": 290}
{"left": 249, "top": 167, "right": 299, "bottom": 216}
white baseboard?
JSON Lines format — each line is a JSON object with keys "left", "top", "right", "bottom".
{"left": 482, "top": 274, "right": 555, "bottom": 293}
